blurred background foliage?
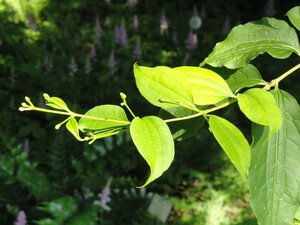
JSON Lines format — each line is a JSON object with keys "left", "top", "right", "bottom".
{"left": 0, "top": 0, "right": 299, "bottom": 224}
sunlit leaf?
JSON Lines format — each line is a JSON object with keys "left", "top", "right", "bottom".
{"left": 130, "top": 116, "right": 174, "bottom": 187}
{"left": 287, "top": 6, "right": 300, "bottom": 31}
{"left": 226, "top": 64, "right": 266, "bottom": 92}
{"left": 249, "top": 90, "right": 300, "bottom": 225}
{"left": 44, "top": 94, "right": 70, "bottom": 111}
{"left": 201, "top": 18, "right": 300, "bottom": 68}
{"left": 133, "top": 64, "right": 194, "bottom": 109}
{"left": 78, "top": 105, "right": 129, "bottom": 132}
{"left": 66, "top": 117, "right": 87, "bottom": 141}
{"left": 174, "top": 66, "right": 235, "bottom": 105}
{"left": 208, "top": 115, "right": 250, "bottom": 179}
{"left": 237, "top": 88, "right": 282, "bottom": 133}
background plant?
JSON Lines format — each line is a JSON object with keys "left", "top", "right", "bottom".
{"left": 1, "top": 0, "right": 300, "bottom": 225}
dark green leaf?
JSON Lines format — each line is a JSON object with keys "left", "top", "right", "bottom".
{"left": 201, "top": 18, "right": 300, "bottom": 68}
{"left": 237, "top": 88, "right": 282, "bottom": 133}
{"left": 249, "top": 90, "right": 300, "bottom": 225}
{"left": 39, "top": 196, "right": 78, "bottom": 223}
{"left": 208, "top": 115, "right": 250, "bottom": 179}
{"left": 130, "top": 116, "right": 175, "bottom": 187}
{"left": 226, "top": 64, "right": 266, "bottom": 92}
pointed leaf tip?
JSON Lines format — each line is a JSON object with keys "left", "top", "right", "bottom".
{"left": 130, "top": 116, "right": 175, "bottom": 187}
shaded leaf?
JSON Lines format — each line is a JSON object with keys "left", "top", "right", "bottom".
{"left": 130, "top": 116, "right": 174, "bottom": 187}
{"left": 133, "top": 64, "right": 194, "bottom": 109}
{"left": 237, "top": 88, "right": 282, "bottom": 133}
{"left": 287, "top": 6, "right": 300, "bottom": 31}
{"left": 67, "top": 205, "right": 99, "bottom": 225}
{"left": 39, "top": 196, "right": 78, "bottom": 223}
{"left": 78, "top": 105, "right": 129, "bottom": 132}
{"left": 208, "top": 115, "right": 250, "bottom": 179}
{"left": 249, "top": 90, "right": 300, "bottom": 225}
{"left": 201, "top": 18, "right": 300, "bottom": 68}
{"left": 226, "top": 64, "right": 266, "bottom": 92}
{"left": 174, "top": 66, "right": 235, "bottom": 105}
{"left": 159, "top": 107, "right": 204, "bottom": 141}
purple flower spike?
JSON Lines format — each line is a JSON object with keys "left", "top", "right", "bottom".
{"left": 114, "top": 20, "right": 128, "bottom": 46}
{"left": 133, "top": 39, "right": 142, "bottom": 60}
{"left": 222, "top": 16, "right": 231, "bottom": 35}
{"left": 185, "top": 31, "right": 198, "bottom": 50}
{"left": 15, "top": 210, "right": 27, "bottom": 225}
{"left": 182, "top": 51, "right": 191, "bottom": 65}
{"left": 264, "top": 0, "right": 276, "bottom": 17}
{"left": 94, "top": 15, "right": 102, "bottom": 43}
{"left": 132, "top": 15, "right": 139, "bottom": 30}
{"left": 126, "top": 0, "right": 138, "bottom": 7}
{"left": 23, "top": 139, "right": 30, "bottom": 154}
{"left": 108, "top": 50, "right": 117, "bottom": 74}
{"left": 69, "top": 57, "right": 78, "bottom": 76}
{"left": 84, "top": 57, "right": 92, "bottom": 74}
{"left": 89, "top": 45, "right": 97, "bottom": 58}
{"left": 94, "top": 179, "right": 112, "bottom": 211}
{"left": 160, "top": 12, "right": 168, "bottom": 34}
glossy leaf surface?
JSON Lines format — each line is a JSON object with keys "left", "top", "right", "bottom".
{"left": 130, "top": 116, "right": 174, "bottom": 187}
{"left": 174, "top": 66, "right": 235, "bottom": 105}
{"left": 201, "top": 18, "right": 300, "bottom": 68}
{"left": 78, "top": 105, "right": 129, "bottom": 132}
{"left": 237, "top": 88, "right": 282, "bottom": 133}
{"left": 66, "top": 117, "right": 86, "bottom": 141}
{"left": 287, "top": 6, "right": 300, "bottom": 31}
{"left": 208, "top": 115, "right": 250, "bottom": 179}
{"left": 249, "top": 90, "right": 300, "bottom": 225}
{"left": 226, "top": 64, "right": 266, "bottom": 92}
{"left": 133, "top": 64, "right": 194, "bottom": 108}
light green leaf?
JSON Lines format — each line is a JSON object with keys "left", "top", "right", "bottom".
{"left": 44, "top": 94, "right": 70, "bottom": 111}
{"left": 201, "top": 18, "right": 300, "bottom": 68}
{"left": 133, "top": 64, "right": 194, "bottom": 109}
{"left": 174, "top": 66, "right": 235, "bottom": 105}
{"left": 237, "top": 88, "right": 282, "bottom": 133}
{"left": 249, "top": 90, "right": 300, "bottom": 225}
{"left": 159, "top": 107, "right": 204, "bottom": 141}
{"left": 287, "top": 6, "right": 300, "bottom": 31}
{"left": 66, "top": 117, "right": 87, "bottom": 141}
{"left": 130, "top": 116, "right": 175, "bottom": 187}
{"left": 226, "top": 64, "right": 267, "bottom": 92}
{"left": 78, "top": 105, "right": 129, "bottom": 132}
{"left": 208, "top": 115, "right": 250, "bottom": 179}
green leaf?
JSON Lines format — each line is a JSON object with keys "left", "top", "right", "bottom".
{"left": 237, "top": 88, "right": 282, "bottom": 133}
{"left": 159, "top": 107, "right": 204, "bottom": 141}
{"left": 201, "top": 18, "right": 300, "bottom": 68}
{"left": 66, "top": 117, "right": 87, "bottom": 141}
{"left": 66, "top": 205, "right": 99, "bottom": 225}
{"left": 39, "top": 196, "right": 78, "bottom": 223}
{"left": 130, "top": 116, "right": 175, "bottom": 187}
{"left": 249, "top": 90, "right": 300, "bottom": 225}
{"left": 78, "top": 105, "right": 129, "bottom": 132}
{"left": 174, "top": 66, "right": 235, "bottom": 105}
{"left": 208, "top": 115, "right": 250, "bottom": 179}
{"left": 226, "top": 64, "right": 266, "bottom": 92}
{"left": 287, "top": 6, "right": 300, "bottom": 31}
{"left": 133, "top": 64, "right": 194, "bottom": 109}
{"left": 44, "top": 94, "right": 70, "bottom": 111}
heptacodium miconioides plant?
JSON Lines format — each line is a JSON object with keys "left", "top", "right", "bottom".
{"left": 19, "top": 6, "right": 300, "bottom": 225}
